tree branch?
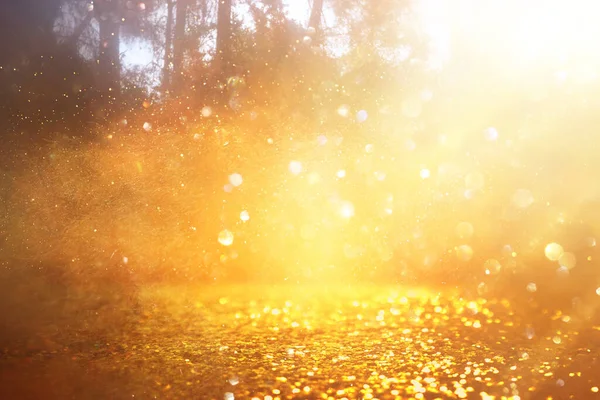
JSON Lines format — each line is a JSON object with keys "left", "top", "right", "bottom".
{"left": 65, "top": 12, "right": 94, "bottom": 48}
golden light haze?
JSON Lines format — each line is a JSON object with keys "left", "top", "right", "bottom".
{"left": 4, "top": 0, "right": 600, "bottom": 287}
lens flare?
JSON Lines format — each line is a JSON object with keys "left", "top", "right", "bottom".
{"left": 544, "top": 243, "right": 564, "bottom": 261}
{"left": 289, "top": 161, "right": 303, "bottom": 175}
{"left": 218, "top": 230, "right": 234, "bottom": 246}
{"left": 229, "top": 173, "right": 243, "bottom": 187}
{"left": 339, "top": 201, "right": 355, "bottom": 219}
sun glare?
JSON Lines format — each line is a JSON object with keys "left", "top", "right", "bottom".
{"left": 339, "top": 201, "right": 355, "bottom": 219}
{"left": 418, "top": 0, "right": 600, "bottom": 70}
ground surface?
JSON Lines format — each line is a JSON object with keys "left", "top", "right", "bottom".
{"left": 1, "top": 284, "right": 600, "bottom": 400}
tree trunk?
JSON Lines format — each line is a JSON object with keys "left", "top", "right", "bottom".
{"left": 98, "top": 19, "right": 121, "bottom": 97}
{"left": 172, "top": 0, "right": 189, "bottom": 92}
{"left": 308, "top": 0, "right": 324, "bottom": 31}
{"left": 216, "top": 0, "right": 232, "bottom": 78}
{"left": 96, "top": 1, "right": 121, "bottom": 100}
{"left": 162, "top": 0, "right": 174, "bottom": 91}
{"left": 308, "top": 0, "right": 324, "bottom": 46}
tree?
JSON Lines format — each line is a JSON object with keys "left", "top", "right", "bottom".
{"left": 162, "top": 0, "right": 175, "bottom": 90}
{"left": 172, "top": 0, "right": 190, "bottom": 91}
{"left": 0, "top": 0, "right": 63, "bottom": 65}
{"left": 0, "top": 0, "right": 96, "bottom": 137}
{"left": 53, "top": 0, "right": 153, "bottom": 101}
{"left": 216, "top": 0, "right": 232, "bottom": 78}
{"left": 308, "top": 0, "right": 324, "bottom": 33}
{"left": 95, "top": 0, "right": 122, "bottom": 98}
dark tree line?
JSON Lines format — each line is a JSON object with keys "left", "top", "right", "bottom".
{"left": 0, "top": 0, "right": 427, "bottom": 142}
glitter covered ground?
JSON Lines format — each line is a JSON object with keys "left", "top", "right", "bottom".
{"left": 1, "top": 284, "right": 600, "bottom": 400}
